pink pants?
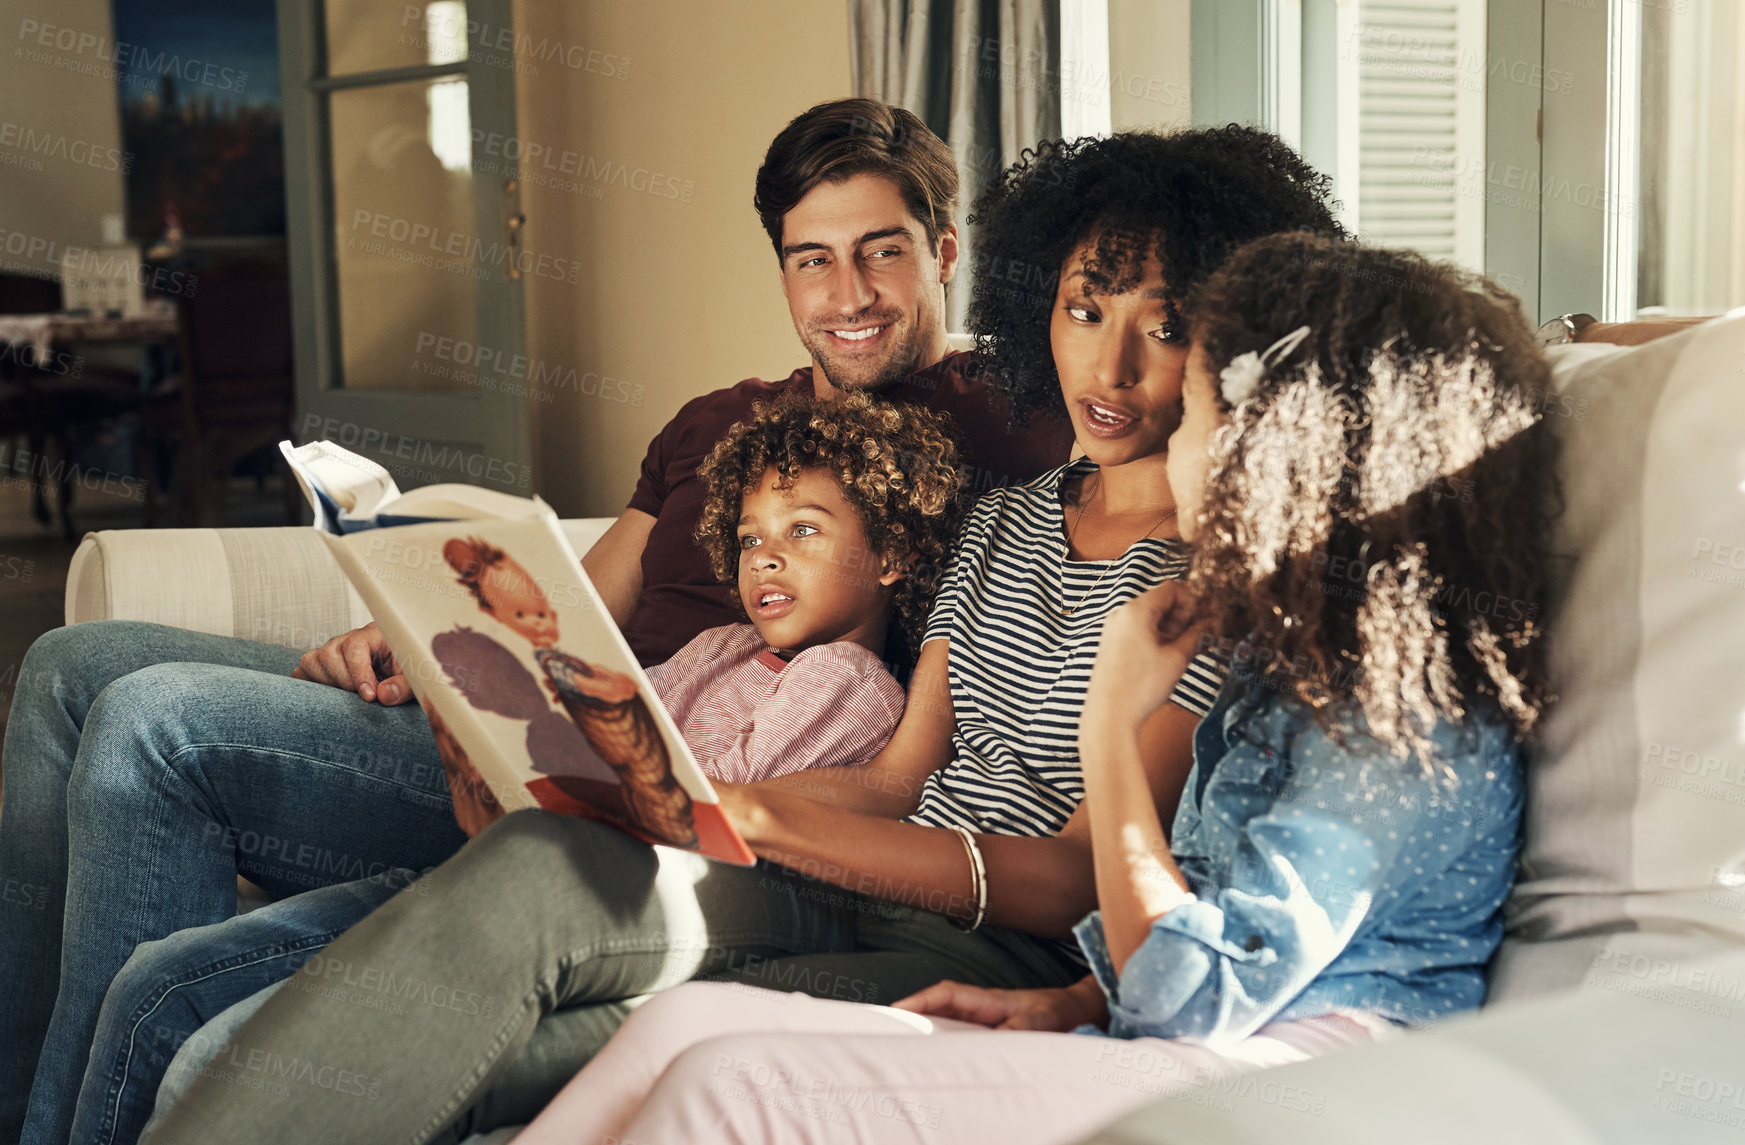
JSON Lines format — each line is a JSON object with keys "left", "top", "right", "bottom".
{"left": 511, "top": 982, "right": 1381, "bottom": 1145}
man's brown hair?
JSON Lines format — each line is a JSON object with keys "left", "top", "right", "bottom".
{"left": 754, "top": 97, "right": 959, "bottom": 259}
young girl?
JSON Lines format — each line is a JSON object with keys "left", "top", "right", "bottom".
{"left": 506, "top": 232, "right": 1554, "bottom": 1144}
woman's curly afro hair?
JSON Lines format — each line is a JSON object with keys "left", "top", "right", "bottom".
{"left": 694, "top": 392, "right": 967, "bottom": 657}
{"left": 967, "top": 124, "right": 1346, "bottom": 424}
{"left": 1187, "top": 232, "right": 1556, "bottom": 774}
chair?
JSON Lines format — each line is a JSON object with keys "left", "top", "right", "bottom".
{"left": 0, "top": 271, "right": 165, "bottom": 539}
{"left": 145, "top": 259, "right": 299, "bottom": 527}
{"left": 0, "top": 273, "right": 64, "bottom": 528}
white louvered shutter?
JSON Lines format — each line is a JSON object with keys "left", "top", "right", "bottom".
{"left": 1342, "top": 0, "right": 1487, "bottom": 268}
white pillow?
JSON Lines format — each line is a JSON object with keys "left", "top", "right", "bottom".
{"left": 1487, "top": 313, "right": 1745, "bottom": 1005}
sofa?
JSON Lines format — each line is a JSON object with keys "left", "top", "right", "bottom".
{"left": 63, "top": 313, "right": 1745, "bottom": 1142}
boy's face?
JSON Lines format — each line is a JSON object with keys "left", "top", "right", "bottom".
{"left": 734, "top": 465, "right": 903, "bottom": 658}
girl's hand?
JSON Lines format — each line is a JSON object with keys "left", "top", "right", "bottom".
{"left": 1083, "top": 582, "right": 1210, "bottom": 738}
{"left": 892, "top": 977, "right": 1109, "bottom": 1031}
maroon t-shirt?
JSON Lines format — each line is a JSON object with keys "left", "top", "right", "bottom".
{"left": 621, "top": 351, "right": 1076, "bottom": 666}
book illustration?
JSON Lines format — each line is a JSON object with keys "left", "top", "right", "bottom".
{"left": 440, "top": 536, "right": 698, "bottom": 848}
{"left": 537, "top": 649, "right": 696, "bottom": 847}
{"left": 428, "top": 628, "right": 620, "bottom": 787}
{"left": 424, "top": 703, "right": 506, "bottom": 837}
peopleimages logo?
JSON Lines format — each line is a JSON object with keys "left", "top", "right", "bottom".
{"left": 471, "top": 131, "right": 693, "bottom": 202}
{"left": 348, "top": 209, "right": 581, "bottom": 285}
{"left": 0, "top": 122, "right": 130, "bottom": 172}
{"left": 15, "top": 20, "right": 248, "bottom": 93}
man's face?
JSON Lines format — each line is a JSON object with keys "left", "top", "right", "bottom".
{"left": 778, "top": 173, "right": 957, "bottom": 394}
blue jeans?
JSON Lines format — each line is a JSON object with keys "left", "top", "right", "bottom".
{"left": 75, "top": 871, "right": 416, "bottom": 1145}
{"left": 0, "top": 620, "right": 468, "bottom": 1145}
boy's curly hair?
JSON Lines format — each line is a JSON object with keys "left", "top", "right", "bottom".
{"left": 1187, "top": 233, "right": 1555, "bottom": 772}
{"left": 967, "top": 125, "right": 1346, "bottom": 424}
{"left": 694, "top": 392, "right": 966, "bottom": 655}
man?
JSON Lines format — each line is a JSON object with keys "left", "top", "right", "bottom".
{"left": 0, "top": 97, "right": 1070, "bottom": 1145}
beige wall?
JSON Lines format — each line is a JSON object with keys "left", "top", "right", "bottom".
{"left": 514, "top": 0, "right": 851, "bottom": 518}
{"left": 0, "top": 0, "right": 127, "bottom": 279}
{"left": 1108, "top": 0, "right": 1192, "bottom": 133}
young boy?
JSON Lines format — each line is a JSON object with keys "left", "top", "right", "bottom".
{"left": 433, "top": 392, "right": 966, "bottom": 834}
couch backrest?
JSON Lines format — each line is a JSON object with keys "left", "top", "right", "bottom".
{"left": 1486, "top": 314, "right": 1745, "bottom": 1004}
{"left": 64, "top": 519, "right": 619, "bottom": 647}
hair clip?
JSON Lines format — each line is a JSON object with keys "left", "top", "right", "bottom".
{"left": 1219, "top": 325, "right": 1312, "bottom": 406}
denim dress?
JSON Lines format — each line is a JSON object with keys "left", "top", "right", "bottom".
{"left": 1073, "top": 678, "right": 1524, "bottom": 1045}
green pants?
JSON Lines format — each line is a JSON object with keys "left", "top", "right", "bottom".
{"left": 141, "top": 811, "right": 1085, "bottom": 1145}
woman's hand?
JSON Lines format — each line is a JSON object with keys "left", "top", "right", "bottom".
{"left": 292, "top": 621, "right": 412, "bottom": 705}
{"left": 1082, "top": 582, "right": 1209, "bottom": 742}
{"left": 892, "top": 976, "right": 1109, "bottom": 1032}
{"left": 712, "top": 781, "right": 773, "bottom": 848}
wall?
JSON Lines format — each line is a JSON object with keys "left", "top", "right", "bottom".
{"left": 513, "top": 0, "right": 852, "bottom": 518}
{"left": 0, "top": 0, "right": 127, "bottom": 280}
{"left": 1108, "top": 0, "right": 1192, "bottom": 133}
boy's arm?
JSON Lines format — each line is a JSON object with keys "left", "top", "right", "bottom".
{"left": 580, "top": 508, "right": 656, "bottom": 628}
{"left": 739, "top": 638, "right": 957, "bottom": 819}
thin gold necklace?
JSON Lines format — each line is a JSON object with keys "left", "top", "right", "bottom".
{"left": 1061, "top": 473, "right": 1177, "bottom": 615}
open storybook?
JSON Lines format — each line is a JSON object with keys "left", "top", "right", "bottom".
{"left": 281, "top": 439, "right": 756, "bottom": 866}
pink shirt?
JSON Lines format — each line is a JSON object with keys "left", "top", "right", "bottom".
{"left": 644, "top": 625, "right": 906, "bottom": 784}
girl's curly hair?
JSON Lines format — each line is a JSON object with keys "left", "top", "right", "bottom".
{"left": 693, "top": 392, "right": 966, "bottom": 658}
{"left": 1187, "top": 233, "right": 1555, "bottom": 773}
{"left": 966, "top": 125, "right": 1346, "bottom": 424}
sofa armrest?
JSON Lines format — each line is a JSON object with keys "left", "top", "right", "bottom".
{"left": 64, "top": 518, "right": 619, "bottom": 649}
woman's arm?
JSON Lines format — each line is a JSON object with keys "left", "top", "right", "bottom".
{"left": 720, "top": 694, "right": 1198, "bottom": 941}
{"left": 734, "top": 638, "right": 957, "bottom": 818}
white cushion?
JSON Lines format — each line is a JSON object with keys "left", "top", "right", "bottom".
{"left": 1486, "top": 315, "right": 1745, "bottom": 1004}
{"left": 1083, "top": 946, "right": 1745, "bottom": 1144}
{"left": 63, "top": 518, "right": 618, "bottom": 647}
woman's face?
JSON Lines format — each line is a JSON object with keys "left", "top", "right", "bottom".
{"left": 1049, "top": 237, "right": 1190, "bottom": 468}
{"left": 1166, "top": 341, "right": 1229, "bottom": 543}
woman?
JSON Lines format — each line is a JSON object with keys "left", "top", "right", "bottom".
{"left": 503, "top": 233, "right": 1554, "bottom": 1145}
{"left": 140, "top": 128, "right": 1347, "bottom": 1145}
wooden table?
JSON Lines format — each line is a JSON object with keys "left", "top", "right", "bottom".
{"left": 0, "top": 298, "right": 178, "bottom": 362}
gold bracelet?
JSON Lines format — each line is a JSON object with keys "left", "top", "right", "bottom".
{"left": 947, "top": 825, "right": 987, "bottom": 931}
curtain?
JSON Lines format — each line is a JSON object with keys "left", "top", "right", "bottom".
{"left": 849, "top": 0, "right": 1062, "bottom": 330}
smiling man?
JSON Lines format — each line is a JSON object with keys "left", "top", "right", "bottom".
{"left": 583, "top": 97, "right": 1076, "bottom": 669}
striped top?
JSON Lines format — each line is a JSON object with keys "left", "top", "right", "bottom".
{"left": 645, "top": 624, "right": 907, "bottom": 785}
{"left": 906, "top": 456, "right": 1224, "bottom": 838}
